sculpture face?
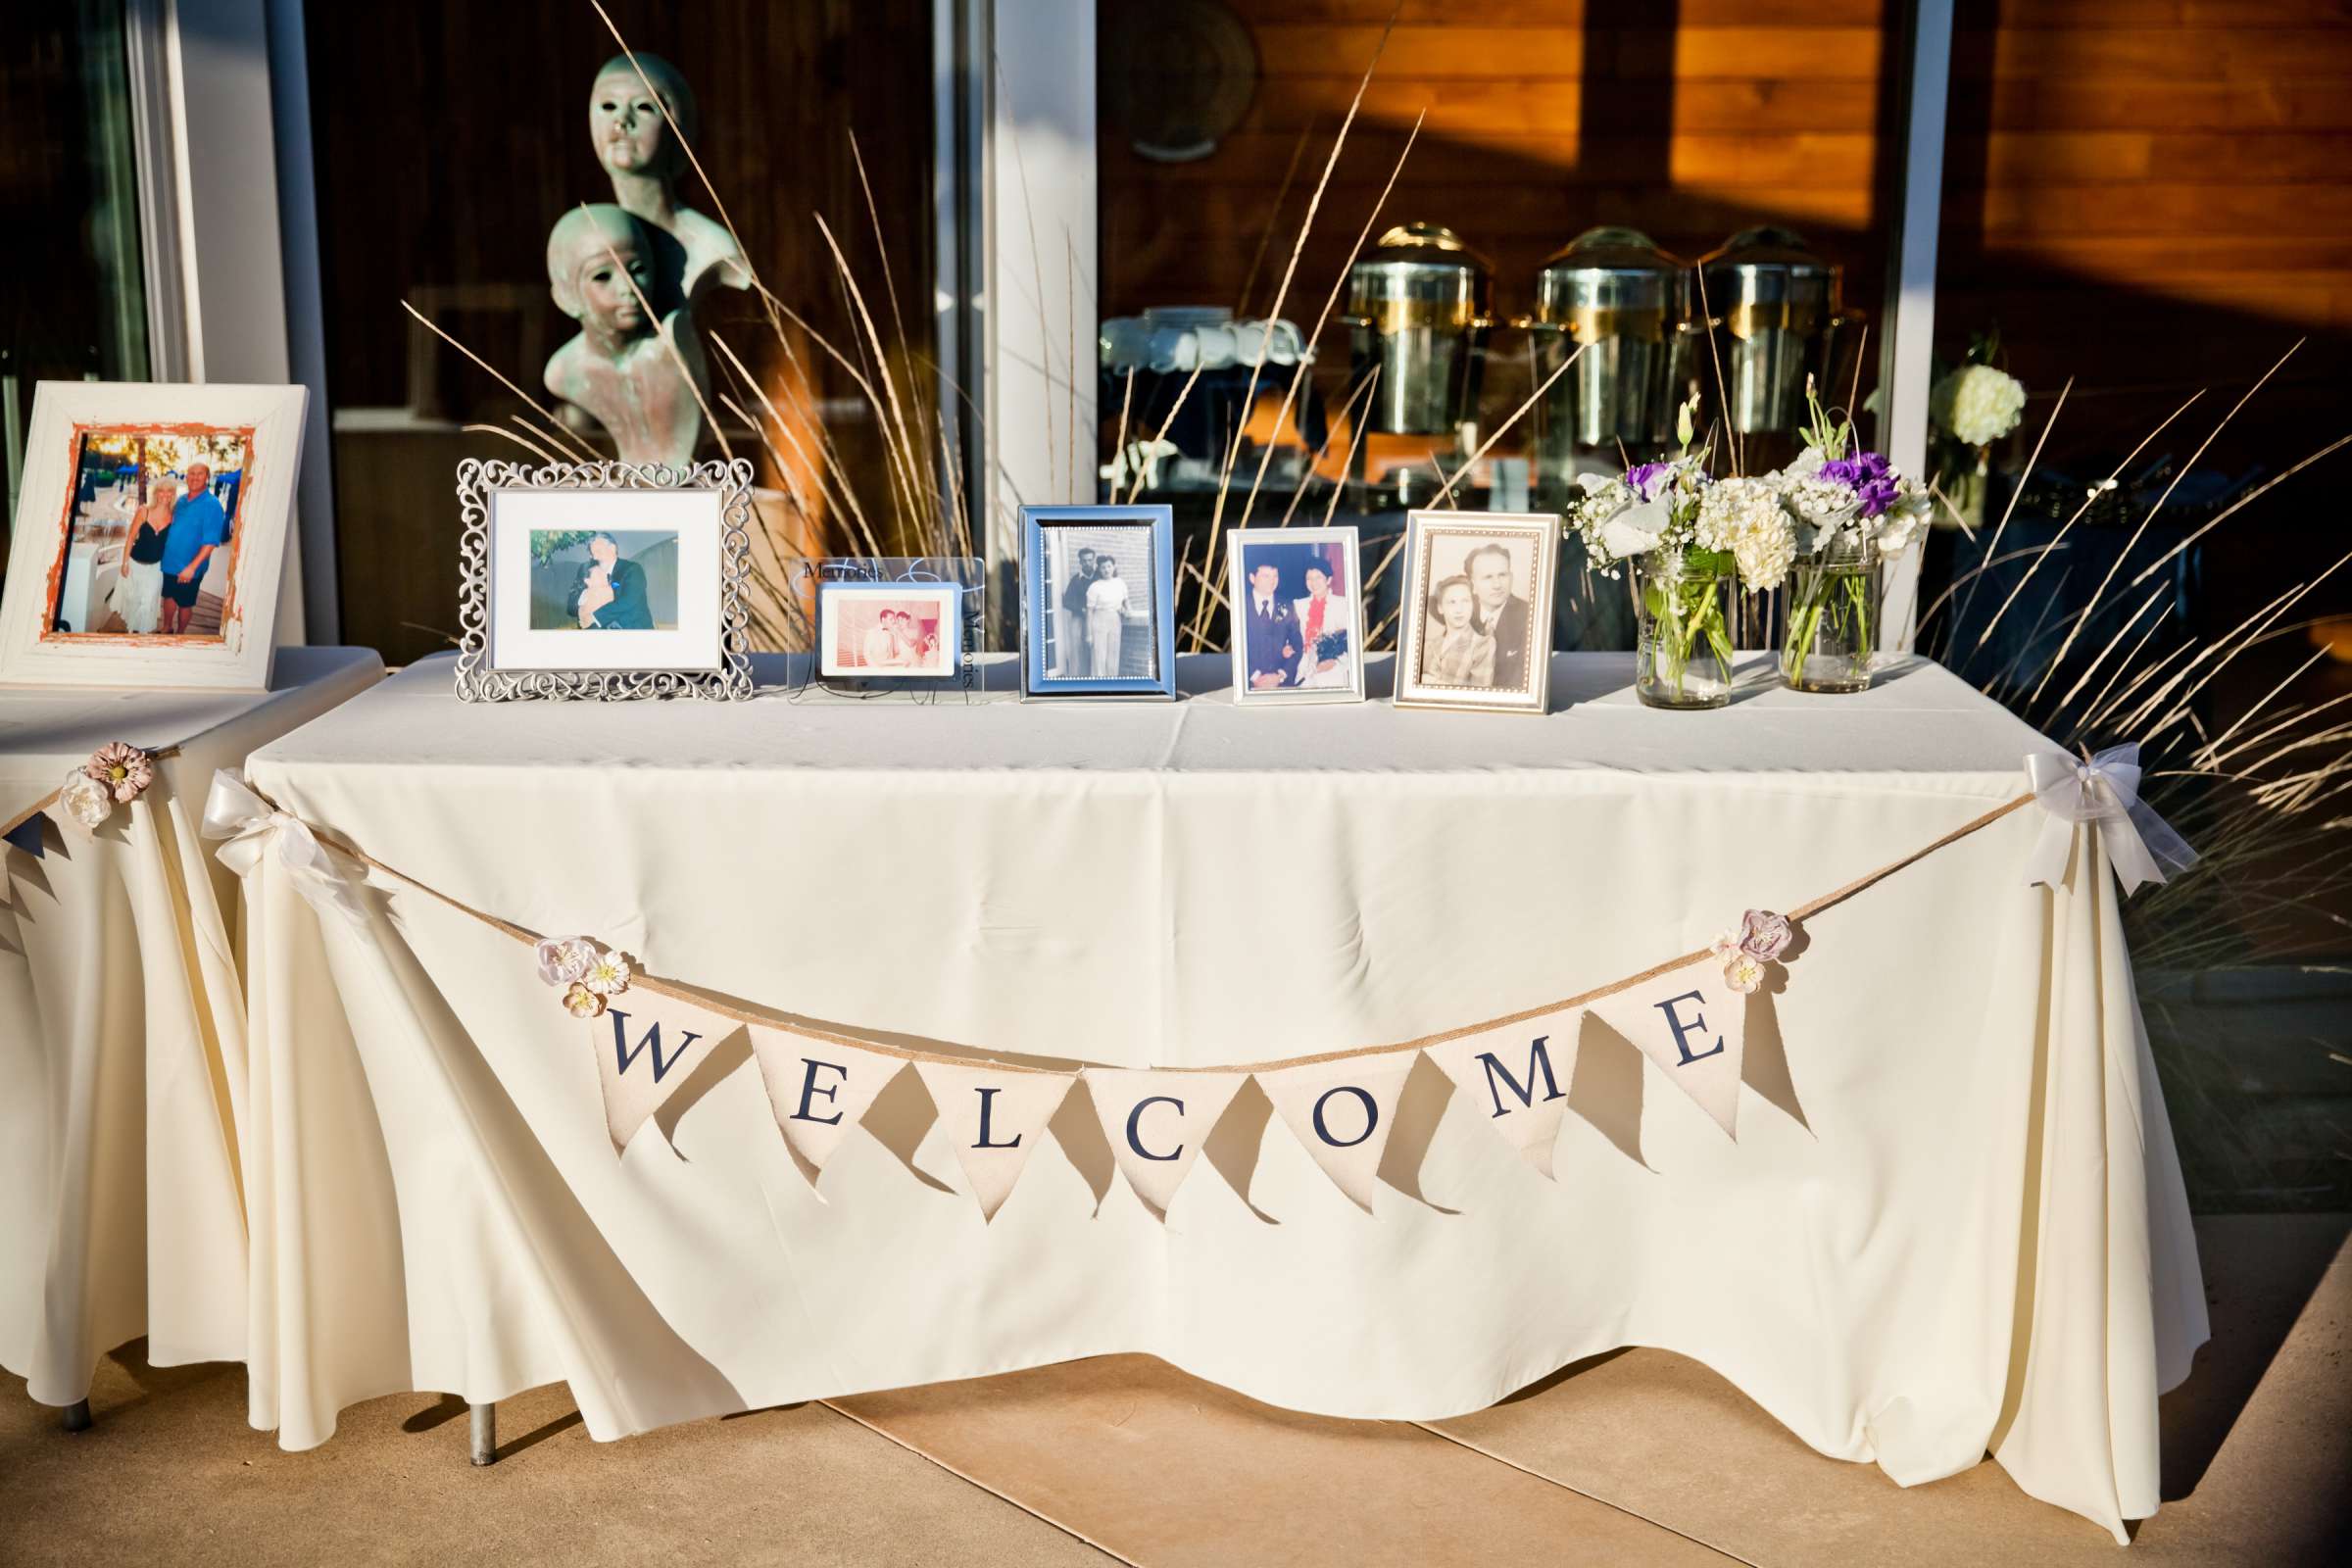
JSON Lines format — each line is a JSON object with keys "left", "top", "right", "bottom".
{"left": 578, "top": 237, "right": 652, "bottom": 336}
{"left": 591, "top": 69, "right": 680, "bottom": 182}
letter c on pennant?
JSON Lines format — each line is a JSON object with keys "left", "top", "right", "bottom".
{"left": 1310, "top": 1085, "right": 1377, "bottom": 1149}
{"left": 1125, "top": 1095, "right": 1184, "bottom": 1162}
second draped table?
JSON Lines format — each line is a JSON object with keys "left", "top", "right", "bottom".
{"left": 233, "top": 652, "right": 2203, "bottom": 1542}
{"left": 0, "top": 647, "right": 385, "bottom": 1409}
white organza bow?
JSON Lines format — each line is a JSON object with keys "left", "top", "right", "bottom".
{"left": 2024, "top": 744, "right": 2198, "bottom": 897}
{"left": 202, "top": 768, "right": 368, "bottom": 926}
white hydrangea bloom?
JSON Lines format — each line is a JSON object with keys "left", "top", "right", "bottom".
{"left": 1871, "top": 483, "right": 1936, "bottom": 557}
{"left": 1931, "top": 364, "right": 2027, "bottom": 447}
{"left": 1695, "top": 476, "right": 1797, "bottom": 590}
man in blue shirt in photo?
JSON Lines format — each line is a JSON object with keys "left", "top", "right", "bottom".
{"left": 158, "top": 461, "right": 229, "bottom": 635}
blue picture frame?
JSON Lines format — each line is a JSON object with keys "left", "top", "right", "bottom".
{"left": 1020, "top": 504, "right": 1177, "bottom": 699}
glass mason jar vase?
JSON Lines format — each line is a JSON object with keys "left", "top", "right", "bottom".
{"left": 1780, "top": 534, "right": 1880, "bottom": 693}
{"left": 1633, "top": 549, "right": 1736, "bottom": 710}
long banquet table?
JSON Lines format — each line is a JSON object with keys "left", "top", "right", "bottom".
{"left": 1, "top": 647, "right": 385, "bottom": 1410}
{"left": 230, "top": 651, "right": 2203, "bottom": 1541}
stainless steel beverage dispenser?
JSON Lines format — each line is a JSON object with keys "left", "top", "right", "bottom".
{"left": 1695, "top": 225, "right": 1862, "bottom": 437}
{"left": 1523, "top": 225, "right": 1698, "bottom": 466}
{"left": 1342, "top": 222, "right": 1494, "bottom": 438}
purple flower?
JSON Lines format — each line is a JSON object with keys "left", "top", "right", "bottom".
{"left": 1737, "top": 908, "right": 1793, "bottom": 962}
{"left": 1625, "top": 461, "right": 1671, "bottom": 500}
{"left": 1818, "top": 452, "right": 1899, "bottom": 517}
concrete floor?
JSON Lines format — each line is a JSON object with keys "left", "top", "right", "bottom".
{"left": 5, "top": 1214, "right": 2345, "bottom": 1567}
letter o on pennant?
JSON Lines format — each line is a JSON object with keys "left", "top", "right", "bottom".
{"left": 1310, "top": 1085, "right": 1378, "bottom": 1148}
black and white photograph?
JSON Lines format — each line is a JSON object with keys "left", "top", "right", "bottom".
{"left": 1395, "top": 512, "right": 1558, "bottom": 714}
{"left": 1226, "top": 526, "right": 1364, "bottom": 706}
{"left": 1021, "top": 505, "right": 1175, "bottom": 699}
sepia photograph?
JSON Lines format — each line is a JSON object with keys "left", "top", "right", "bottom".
{"left": 818, "top": 582, "right": 960, "bottom": 677}
{"left": 1021, "top": 505, "right": 1175, "bottom": 699}
{"left": 44, "top": 425, "right": 254, "bottom": 642}
{"left": 1395, "top": 512, "right": 1559, "bottom": 714}
{"left": 1226, "top": 526, "right": 1364, "bottom": 706}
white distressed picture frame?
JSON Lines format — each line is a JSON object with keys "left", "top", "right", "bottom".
{"left": 0, "top": 380, "right": 306, "bottom": 690}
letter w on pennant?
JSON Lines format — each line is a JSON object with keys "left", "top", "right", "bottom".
{"left": 589, "top": 992, "right": 745, "bottom": 1153}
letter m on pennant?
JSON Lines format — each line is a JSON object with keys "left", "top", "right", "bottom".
{"left": 608, "top": 1008, "right": 702, "bottom": 1085}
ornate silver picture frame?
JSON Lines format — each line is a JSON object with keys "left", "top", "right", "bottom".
{"left": 453, "top": 458, "right": 755, "bottom": 701}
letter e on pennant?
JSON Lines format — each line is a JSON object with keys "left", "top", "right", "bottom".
{"left": 1587, "top": 960, "right": 1746, "bottom": 1138}
{"left": 747, "top": 1025, "right": 905, "bottom": 1186}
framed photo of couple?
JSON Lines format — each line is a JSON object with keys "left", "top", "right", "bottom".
{"left": 817, "top": 580, "right": 962, "bottom": 679}
{"left": 0, "top": 380, "right": 305, "bottom": 689}
{"left": 1395, "top": 511, "right": 1559, "bottom": 715}
{"left": 453, "top": 458, "right": 755, "bottom": 701}
{"left": 1020, "top": 504, "right": 1176, "bottom": 700}
{"left": 1225, "top": 526, "right": 1365, "bottom": 706}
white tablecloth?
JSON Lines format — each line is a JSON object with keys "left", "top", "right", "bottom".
{"left": 1, "top": 647, "right": 384, "bottom": 1406}
{"left": 236, "top": 652, "right": 2204, "bottom": 1541}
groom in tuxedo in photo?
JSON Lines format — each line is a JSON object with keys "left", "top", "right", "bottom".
{"left": 1242, "top": 558, "right": 1301, "bottom": 690}
{"left": 567, "top": 531, "right": 655, "bottom": 629}
{"left": 1466, "top": 541, "right": 1530, "bottom": 691}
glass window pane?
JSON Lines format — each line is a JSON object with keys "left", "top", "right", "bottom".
{"left": 1, "top": 0, "right": 151, "bottom": 535}
{"left": 307, "top": 3, "right": 942, "bottom": 663}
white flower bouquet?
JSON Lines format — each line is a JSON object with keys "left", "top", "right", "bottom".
{"left": 1566, "top": 399, "right": 1743, "bottom": 708}
{"left": 1770, "top": 382, "right": 1934, "bottom": 692}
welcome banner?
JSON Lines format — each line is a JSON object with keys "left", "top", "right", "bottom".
{"left": 187, "top": 766, "right": 2176, "bottom": 1223}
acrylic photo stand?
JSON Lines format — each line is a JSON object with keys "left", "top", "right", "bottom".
{"left": 781, "top": 557, "right": 987, "bottom": 704}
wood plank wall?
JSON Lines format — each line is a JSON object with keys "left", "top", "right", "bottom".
{"left": 1101, "top": 0, "right": 2352, "bottom": 462}
{"left": 1099, "top": 0, "right": 1899, "bottom": 366}
{"left": 1938, "top": 0, "right": 2352, "bottom": 456}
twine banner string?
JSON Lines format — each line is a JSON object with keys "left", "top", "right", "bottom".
{"left": 210, "top": 772, "right": 2038, "bottom": 1079}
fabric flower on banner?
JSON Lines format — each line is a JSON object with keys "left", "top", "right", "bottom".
{"left": 581, "top": 947, "right": 631, "bottom": 998}
{"left": 60, "top": 768, "right": 116, "bottom": 832}
{"left": 1712, "top": 909, "right": 1793, "bottom": 994}
{"left": 85, "top": 742, "right": 156, "bottom": 805}
{"left": 536, "top": 935, "right": 596, "bottom": 988}
{"left": 1737, "top": 909, "right": 1793, "bottom": 962}
{"left": 563, "top": 982, "right": 608, "bottom": 1019}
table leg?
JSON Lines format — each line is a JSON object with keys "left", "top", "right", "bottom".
{"left": 468, "top": 1400, "right": 496, "bottom": 1466}
{"left": 62, "top": 1399, "right": 92, "bottom": 1433}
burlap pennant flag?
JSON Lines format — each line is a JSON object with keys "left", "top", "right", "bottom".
{"left": 912, "top": 1061, "right": 1074, "bottom": 1220}
{"left": 748, "top": 1025, "right": 906, "bottom": 1185}
{"left": 1257, "top": 1054, "right": 1416, "bottom": 1212}
{"left": 1586, "top": 958, "right": 1746, "bottom": 1138}
{"left": 1081, "top": 1067, "right": 1248, "bottom": 1219}
{"left": 1424, "top": 1016, "right": 1578, "bottom": 1178}
{"left": 591, "top": 990, "right": 746, "bottom": 1151}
